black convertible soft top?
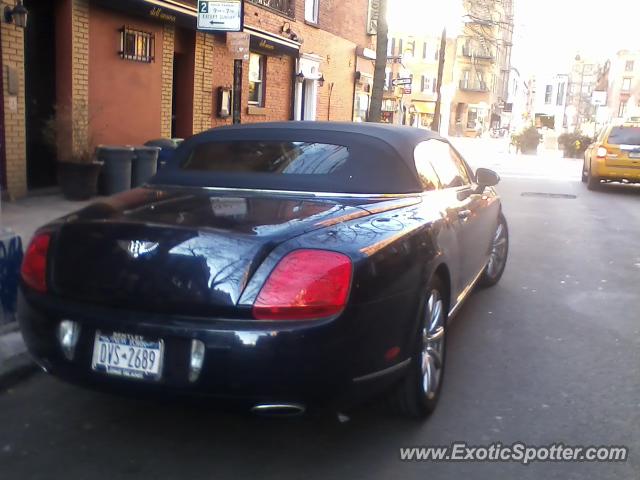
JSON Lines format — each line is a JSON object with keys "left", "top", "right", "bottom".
{"left": 151, "top": 122, "right": 445, "bottom": 194}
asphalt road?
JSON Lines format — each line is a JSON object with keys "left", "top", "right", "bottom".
{"left": 1, "top": 142, "right": 639, "bottom": 480}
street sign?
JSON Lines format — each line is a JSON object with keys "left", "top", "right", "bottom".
{"left": 198, "top": 0, "right": 243, "bottom": 32}
{"left": 392, "top": 78, "right": 412, "bottom": 86}
{"left": 227, "top": 31, "right": 250, "bottom": 61}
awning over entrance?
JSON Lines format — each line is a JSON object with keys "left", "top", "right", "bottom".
{"left": 245, "top": 26, "right": 301, "bottom": 57}
{"left": 91, "top": 0, "right": 198, "bottom": 28}
{"left": 413, "top": 102, "right": 436, "bottom": 115}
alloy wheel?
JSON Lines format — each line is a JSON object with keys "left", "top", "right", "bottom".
{"left": 421, "top": 290, "right": 445, "bottom": 400}
{"left": 487, "top": 222, "right": 508, "bottom": 278}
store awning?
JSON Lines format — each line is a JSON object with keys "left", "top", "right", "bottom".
{"left": 413, "top": 102, "right": 436, "bottom": 115}
{"left": 92, "top": 0, "right": 198, "bottom": 28}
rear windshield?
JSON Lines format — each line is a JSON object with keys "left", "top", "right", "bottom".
{"left": 607, "top": 127, "right": 640, "bottom": 146}
{"left": 182, "top": 142, "right": 350, "bottom": 175}
{"left": 155, "top": 138, "right": 420, "bottom": 194}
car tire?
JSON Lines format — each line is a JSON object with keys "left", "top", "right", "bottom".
{"left": 388, "top": 275, "right": 447, "bottom": 419}
{"left": 478, "top": 213, "right": 509, "bottom": 288}
{"left": 586, "top": 164, "right": 600, "bottom": 191}
{"left": 581, "top": 159, "right": 588, "bottom": 183}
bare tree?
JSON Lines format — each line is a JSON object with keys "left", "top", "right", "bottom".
{"left": 367, "top": 0, "right": 388, "bottom": 123}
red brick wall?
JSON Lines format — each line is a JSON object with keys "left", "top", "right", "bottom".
{"left": 210, "top": 35, "right": 234, "bottom": 128}
{"left": 88, "top": 5, "right": 164, "bottom": 146}
{"left": 241, "top": 54, "right": 294, "bottom": 123}
{"left": 314, "top": 0, "right": 370, "bottom": 47}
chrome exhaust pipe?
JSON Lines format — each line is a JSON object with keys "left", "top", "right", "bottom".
{"left": 251, "top": 403, "right": 306, "bottom": 417}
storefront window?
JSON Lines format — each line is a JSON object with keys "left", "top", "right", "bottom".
{"left": 248, "top": 53, "right": 266, "bottom": 106}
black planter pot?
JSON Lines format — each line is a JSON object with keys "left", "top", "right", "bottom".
{"left": 58, "top": 161, "right": 103, "bottom": 201}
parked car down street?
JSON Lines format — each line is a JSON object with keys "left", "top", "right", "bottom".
{"left": 18, "top": 122, "right": 508, "bottom": 418}
{"left": 583, "top": 122, "right": 640, "bottom": 190}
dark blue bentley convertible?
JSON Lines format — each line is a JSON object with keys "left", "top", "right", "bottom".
{"left": 18, "top": 122, "right": 508, "bottom": 418}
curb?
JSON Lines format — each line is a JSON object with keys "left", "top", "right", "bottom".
{"left": 0, "top": 351, "right": 36, "bottom": 390}
{"left": 0, "top": 322, "right": 37, "bottom": 390}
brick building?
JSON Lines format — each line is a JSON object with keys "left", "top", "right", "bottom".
{"left": 0, "top": 0, "right": 373, "bottom": 199}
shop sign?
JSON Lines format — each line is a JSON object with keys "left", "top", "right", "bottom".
{"left": 249, "top": 35, "right": 298, "bottom": 57}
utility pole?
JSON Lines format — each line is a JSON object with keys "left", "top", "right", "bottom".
{"left": 368, "top": 0, "right": 388, "bottom": 123}
{"left": 431, "top": 27, "right": 446, "bottom": 133}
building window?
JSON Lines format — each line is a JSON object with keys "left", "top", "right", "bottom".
{"left": 388, "top": 38, "right": 395, "bottom": 57}
{"left": 556, "top": 82, "right": 565, "bottom": 106}
{"left": 120, "top": 26, "right": 155, "bottom": 63}
{"left": 304, "top": 0, "right": 319, "bottom": 23}
{"left": 385, "top": 71, "right": 392, "bottom": 90}
{"left": 625, "top": 60, "right": 634, "bottom": 72}
{"left": 544, "top": 85, "right": 552, "bottom": 104}
{"left": 422, "top": 42, "right": 427, "bottom": 59}
{"left": 618, "top": 100, "right": 627, "bottom": 118}
{"left": 248, "top": 53, "right": 266, "bottom": 106}
{"left": 398, "top": 38, "right": 403, "bottom": 56}
{"left": 622, "top": 77, "right": 632, "bottom": 92}
{"left": 467, "top": 107, "right": 479, "bottom": 129}
{"left": 421, "top": 75, "right": 430, "bottom": 92}
{"left": 432, "top": 77, "right": 437, "bottom": 93}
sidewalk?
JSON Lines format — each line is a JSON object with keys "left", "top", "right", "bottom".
{"left": 0, "top": 192, "right": 95, "bottom": 387}
{"left": 1, "top": 191, "right": 95, "bottom": 243}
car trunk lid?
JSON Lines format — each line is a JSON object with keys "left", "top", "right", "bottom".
{"left": 50, "top": 187, "right": 417, "bottom": 317}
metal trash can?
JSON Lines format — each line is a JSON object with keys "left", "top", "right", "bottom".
{"left": 144, "top": 139, "right": 177, "bottom": 171}
{"left": 0, "top": 228, "right": 23, "bottom": 325}
{"left": 96, "top": 146, "right": 135, "bottom": 195}
{"left": 132, "top": 146, "right": 160, "bottom": 187}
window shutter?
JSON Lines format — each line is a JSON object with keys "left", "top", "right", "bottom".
{"left": 421, "top": 75, "right": 425, "bottom": 92}
{"left": 423, "top": 42, "right": 427, "bottom": 59}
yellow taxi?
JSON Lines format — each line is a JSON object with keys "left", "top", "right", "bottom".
{"left": 583, "top": 121, "right": 640, "bottom": 190}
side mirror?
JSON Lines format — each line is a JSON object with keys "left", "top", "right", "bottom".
{"left": 475, "top": 167, "right": 500, "bottom": 188}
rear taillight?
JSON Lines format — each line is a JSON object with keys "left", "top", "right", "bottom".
{"left": 597, "top": 146, "right": 608, "bottom": 158}
{"left": 252, "top": 249, "right": 352, "bottom": 321}
{"left": 20, "top": 232, "right": 51, "bottom": 293}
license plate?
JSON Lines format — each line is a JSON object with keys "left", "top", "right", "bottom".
{"left": 91, "top": 331, "right": 164, "bottom": 381}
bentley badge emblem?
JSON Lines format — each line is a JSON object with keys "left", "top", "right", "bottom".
{"left": 117, "top": 240, "right": 159, "bottom": 259}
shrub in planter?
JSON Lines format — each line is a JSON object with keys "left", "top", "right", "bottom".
{"left": 44, "top": 103, "right": 103, "bottom": 200}
{"left": 558, "top": 133, "right": 594, "bottom": 158}
{"left": 512, "top": 126, "right": 542, "bottom": 154}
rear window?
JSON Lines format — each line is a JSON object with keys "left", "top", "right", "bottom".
{"left": 182, "top": 142, "right": 349, "bottom": 175}
{"left": 607, "top": 127, "right": 640, "bottom": 146}
{"left": 154, "top": 137, "right": 421, "bottom": 194}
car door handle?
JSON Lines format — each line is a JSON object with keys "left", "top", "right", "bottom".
{"left": 458, "top": 209, "right": 472, "bottom": 220}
